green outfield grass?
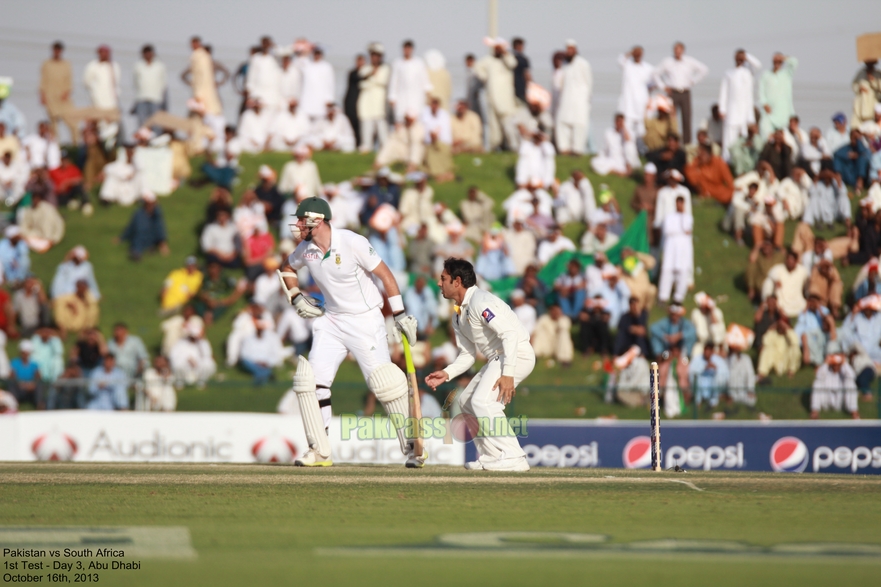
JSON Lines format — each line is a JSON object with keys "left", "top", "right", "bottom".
{"left": 1, "top": 463, "right": 880, "bottom": 586}
{"left": 18, "top": 151, "right": 872, "bottom": 419}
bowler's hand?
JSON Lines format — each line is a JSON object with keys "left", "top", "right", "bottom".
{"left": 425, "top": 370, "right": 449, "bottom": 390}
{"left": 493, "top": 375, "right": 515, "bottom": 404}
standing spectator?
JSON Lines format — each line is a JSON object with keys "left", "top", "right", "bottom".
{"left": 0, "top": 225, "right": 31, "bottom": 285}
{"left": 278, "top": 51, "right": 302, "bottom": 108}
{"left": 511, "top": 37, "right": 531, "bottom": 105}
{"left": 655, "top": 42, "right": 708, "bottom": 144}
{"left": 757, "top": 317, "right": 801, "bottom": 383}
{"left": 758, "top": 53, "right": 797, "bottom": 138}
{"left": 810, "top": 351, "right": 859, "bottom": 419}
{"left": 464, "top": 53, "right": 483, "bottom": 122}
{"left": 658, "top": 195, "right": 693, "bottom": 304}
{"left": 424, "top": 49, "right": 452, "bottom": 111}
{"left": 718, "top": 50, "right": 761, "bottom": 159}
{"left": 344, "top": 54, "right": 364, "bottom": 147}
{"left": 117, "top": 191, "right": 168, "bottom": 260}
{"left": 133, "top": 44, "right": 167, "bottom": 128}
{"left": 762, "top": 249, "right": 809, "bottom": 319}
{"left": 617, "top": 46, "right": 654, "bottom": 139}
{"left": 142, "top": 355, "right": 176, "bottom": 411}
{"left": 358, "top": 43, "right": 390, "bottom": 152}
{"left": 388, "top": 40, "right": 432, "bottom": 123}
{"left": 531, "top": 303, "right": 574, "bottom": 367}
{"left": 40, "top": 41, "right": 75, "bottom": 142}
{"left": 10, "top": 340, "right": 43, "bottom": 409}
{"left": 107, "top": 322, "right": 149, "bottom": 379}
{"left": 555, "top": 39, "right": 592, "bottom": 155}
{"left": 14, "top": 277, "right": 49, "bottom": 337}
{"left": 245, "top": 36, "right": 282, "bottom": 112}
{"left": 86, "top": 354, "right": 129, "bottom": 410}
{"left": 187, "top": 37, "right": 223, "bottom": 124}
{"left": 160, "top": 256, "right": 204, "bottom": 312}
{"left": 474, "top": 38, "right": 518, "bottom": 151}
{"left": 83, "top": 44, "right": 121, "bottom": 143}
{"left": 299, "top": 45, "right": 336, "bottom": 122}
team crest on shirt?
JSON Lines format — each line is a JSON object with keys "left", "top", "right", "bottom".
{"left": 481, "top": 308, "right": 495, "bottom": 323}
{"left": 335, "top": 254, "right": 341, "bottom": 265}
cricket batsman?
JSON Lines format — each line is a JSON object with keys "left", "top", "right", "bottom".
{"left": 277, "top": 197, "right": 425, "bottom": 468}
{"left": 425, "top": 258, "right": 535, "bottom": 471}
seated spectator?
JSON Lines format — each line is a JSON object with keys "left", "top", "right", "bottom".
{"left": 53, "top": 279, "right": 100, "bottom": 337}
{"left": 591, "top": 113, "right": 639, "bottom": 177}
{"left": 0, "top": 225, "right": 31, "bottom": 285}
{"left": 276, "top": 305, "right": 314, "bottom": 357}
{"left": 757, "top": 317, "right": 801, "bottom": 383}
{"left": 509, "top": 289, "right": 536, "bottom": 336}
{"left": 619, "top": 248, "right": 657, "bottom": 311}
{"left": 691, "top": 292, "right": 726, "bottom": 360}
{"left": 778, "top": 166, "right": 811, "bottom": 220}
{"left": 504, "top": 180, "right": 553, "bottom": 228}
{"left": 580, "top": 217, "right": 619, "bottom": 255}
{"left": 142, "top": 355, "right": 176, "bottom": 411}
{"left": 160, "top": 307, "right": 203, "bottom": 357}
{"left": 849, "top": 198, "right": 880, "bottom": 267}
{"left": 237, "top": 100, "right": 271, "bottom": 154}
{"left": 431, "top": 224, "right": 472, "bottom": 276}
{"left": 49, "top": 151, "right": 89, "bottom": 213}
{"left": 532, "top": 303, "right": 574, "bottom": 366}
{"left": 374, "top": 112, "right": 425, "bottom": 172}
{"left": 19, "top": 188, "right": 65, "bottom": 252}
{"left": 554, "top": 259, "right": 587, "bottom": 320}
{"left": 305, "top": 102, "right": 356, "bottom": 153}
{"left": 839, "top": 294, "right": 881, "bottom": 366}
{"left": 252, "top": 257, "right": 284, "bottom": 316}
{"left": 758, "top": 129, "right": 793, "bottom": 182}
{"left": 254, "top": 165, "right": 284, "bottom": 225}
{"left": 238, "top": 320, "right": 284, "bottom": 384}
{"left": 9, "top": 340, "right": 43, "bottom": 409}
{"left": 0, "top": 151, "right": 29, "bottom": 207}
{"left": 160, "top": 256, "right": 203, "bottom": 312}
{"left": 0, "top": 283, "right": 15, "bottom": 340}
{"left": 99, "top": 145, "right": 141, "bottom": 206}
{"left": 855, "top": 259, "right": 881, "bottom": 300}
{"left": 803, "top": 169, "right": 851, "bottom": 228}
{"left": 200, "top": 208, "right": 239, "bottom": 268}
{"left": 646, "top": 132, "right": 686, "bottom": 181}
{"left": 849, "top": 344, "right": 877, "bottom": 402}
{"left": 196, "top": 261, "right": 246, "bottom": 326}
{"left": 450, "top": 99, "right": 482, "bottom": 154}
{"left": 685, "top": 142, "right": 734, "bottom": 205}
{"left": 651, "top": 303, "right": 696, "bottom": 358}
{"left": 242, "top": 221, "right": 275, "bottom": 282}
{"left": 406, "top": 223, "right": 433, "bottom": 275}
{"left": 48, "top": 360, "right": 86, "bottom": 410}
{"left": 204, "top": 186, "right": 233, "bottom": 224}
{"left": 514, "top": 131, "right": 555, "bottom": 189}
{"left": 14, "top": 277, "right": 50, "bottom": 338}
{"left": 595, "top": 265, "right": 630, "bottom": 328}
{"left": 642, "top": 104, "right": 678, "bottom": 153}
{"left": 232, "top": 189, "right": 268, "bottom": 241}
{"left": 807, "top": 256, "right": 843, "bottom": 317}
{"left": 577, "top": 298, "right": 612, "bottom": 358}
{"left": 504, "top": 219, "right": 537, "bottom": 275}
{"left": 726, "top": 324, "right": 757, "bottom": 407}
{"left": 556, "top": 169, "right": 595, "bottom": 226}
{"left": 279, "top": 145, "right": 322, "bottom": 198}
{"left": 169, "top": 321, "right": 216, "bottom": 388}
{"left": 810, "top": 350, "right": 859, "bottom": 419}
{"left": 30, "top": 327, "right": 64, "bottom": 388}
{"left": 794, "top": 293, "right": 836, "bottom": 366}
{"left": 749, "top": 192, "right": 786, "bottom": 251}
{"left": 51, "top": 246, "right": 101, "bottom": 301}
{"left": 746, "top": 240, "right": 784, "bottom": 302}
{"left": 72, "top": 327, "right": 107, "bottom": 374}
{"left": 833, "top": 129, "right": 870, "bottom": 193}
{"left": 536, "top": 225, "right": 575, "bottom": 266}
{"left": 403, "top": 275, "right": 438, "bottom": 340}
{"left": 762, "top": 249, "right": 809, "bottom": 318}
{"left": 518, "top": 264, "right": 549, "bottom": 315}
{"left": 800, "top": 126, "right": 831, "bottom": 177}
{"left": 614, "top": 297, "right": 649, "bottom": 356}
{"left": 728, "top": 123, "right": 764, "bottom": 177}
{"left": 398, "top": 172, "right": 435, "bottom": 236}
{"left": 689, "top": 344, "right": 729, "bottom": 409}
{"left": 610, "top": 345, "right": 651, "bottom": 407}
{"left": 117, "top": 191, "right": 168, "bottom": 260}
{"left": 461, "top": 186, "right": 496, "bottom": 242}
{"left": 198, "top": 125, "right": 240, "bottom": 190}
{"left": 107, "top": 322, "right": 149, "bottom": 379}
{"left": 86, "top": 353, "right": 129, "bottom": 410}
{"left": 754, "top": 295, "right": 783, "bottom": 352}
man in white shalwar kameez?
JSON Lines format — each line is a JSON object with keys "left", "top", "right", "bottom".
{"left": 758, "top": 53, "right": 798, "bottom": 138}
{"left": 305, "top": 103, "right": 356, "bottom": 153}
{"left": 83, "top": 45, "right": 121, "bottom": 142}
{"left": 555, "top": 169, "right": 595, "bottom": 225}
{"left": 246, "top": 37, "right": 283, "bottom": 112}
{"left": 658, "top": 195, "right": 693, "bottom": 304}
{"left": 358, "top": 43, "right": 391, "bottom": 152}
{"left": 99, "top": 145, "right": 141, "bottom": 206}
{"left": 555, "top": 39, "right": 592, "bottom": 155}
{"left": 298, "top": 46, "right": 336, "bottom": 122}
{"left": 268, "top": 100, "right": 310, "bottom": 152}
{"left": 237, "top": 101, "right": 271, "bottom": 154}
{"left": 811, "top": 351, "right": 859, "bottom": 419}
{"left": 654, "top": 169, "right": 692, "bottom": 230}
{"left": 591, "top": 113, "right": 639, "bottom": 176}
{"left": 719, "top": 50, "right": 762, "bottom": 159}
{"left": 617, "top": 47, "right": 655, "bottom": 139}
{"left": 279, "top": 145, "right": 322, "bottom": 198}
{"left": 278, "top": 52, "right": 303, "bottom": 107}
{"left": 388, "top": 40, "right": 432, "bottom": 123}
{"left": 474, "top": 38, "right": 519, "bottom": 151}
{"left": 514, "top": 131, "right": 555, "bottom": 188}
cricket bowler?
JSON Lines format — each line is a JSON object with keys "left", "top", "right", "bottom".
{"left": 425, "top": 258, "right": 535, "bottom": 471}
{"left": 277, "top": 197, "right": 425, "bottom": 468}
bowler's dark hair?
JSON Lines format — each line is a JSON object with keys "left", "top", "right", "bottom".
{"left": 443, "top": 258, "right": 477, "bottom": 288}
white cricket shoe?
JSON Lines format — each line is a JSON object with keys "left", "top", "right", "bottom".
{"left": 294, "top": 448, "right": 333, "bottom": 467}
{"left": 466, "top": 455, "right": 530, "bottom": 472}
{"left": 464, "top": 460, "right": 484, "bottom": 470}
{"left": 405, "top": 448, "right": 428, "bottom": 469}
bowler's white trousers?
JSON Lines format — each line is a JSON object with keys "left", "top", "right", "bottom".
{"left": 457, "top": 345, "right": 535, "bottom": 462}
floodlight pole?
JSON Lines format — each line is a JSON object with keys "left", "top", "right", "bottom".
{"left": 488, "top": 0, "right": 498, "bottom": 39}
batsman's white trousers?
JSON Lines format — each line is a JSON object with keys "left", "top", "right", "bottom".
{"left": 458, "top": 345, "right": 536, "bottom": 461}
{"left": 309, "top": 308, "right": 391, "bottom": 410}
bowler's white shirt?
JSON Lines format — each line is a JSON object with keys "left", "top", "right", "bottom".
{"left": 289, "top": 226, "right": 383, "bottom": 315}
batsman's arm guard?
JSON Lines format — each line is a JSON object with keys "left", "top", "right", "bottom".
{"left": 292, "top": 356, "right": 332, "bottom": 459}
{"left": 367, "top": 363, "right": 412, "bottom": 456}
{"left": 276, "top": 270, "right": 301, "bottom": 304}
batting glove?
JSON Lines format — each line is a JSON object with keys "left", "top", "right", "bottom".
{"left": 394, "top": 314, "right": 418, "bottom": 346}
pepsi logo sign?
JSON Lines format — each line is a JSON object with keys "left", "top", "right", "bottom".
{"left": 770, "top": 436, "right": 809, "bottom": 473}
{"left": 623, "top": 436, "right": 652, "bottom": 469}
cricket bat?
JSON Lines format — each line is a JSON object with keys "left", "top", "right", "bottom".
{"left": 400, "top": 332, "right": 424, "bottom": 457}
